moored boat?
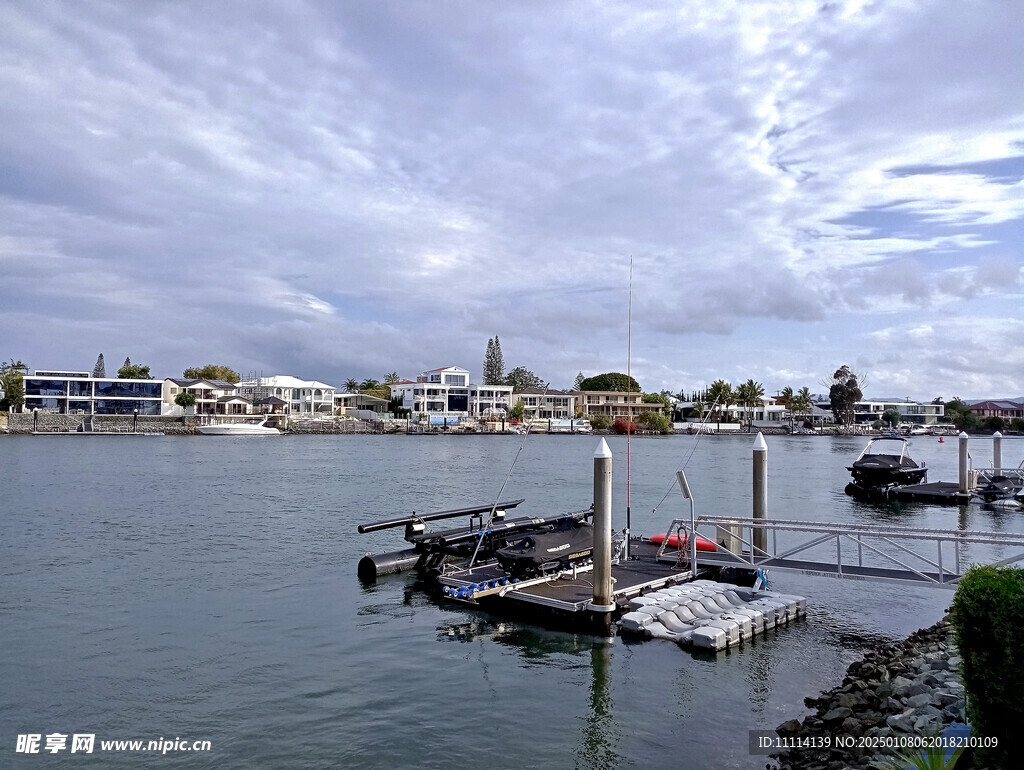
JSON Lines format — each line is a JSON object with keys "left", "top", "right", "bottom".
{"left": 845, "top": 437, "right": 927, "bottom": 493}
{"left": 196, "top": 417, "right": 280, "bottom": 436}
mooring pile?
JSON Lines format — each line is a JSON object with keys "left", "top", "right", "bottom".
{"left": 618, "top": 579, "right": 806, "bottom": 651}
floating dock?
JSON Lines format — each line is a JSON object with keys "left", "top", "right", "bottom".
{"left": 891, "top": 481, "right": 971, "bottom": 505}
{"left": 619, "top": 579, "right": 806, "bottom": 651}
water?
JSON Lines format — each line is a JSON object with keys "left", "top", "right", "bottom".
{"left": 1, "top": 433, "right": 1020, "bottom": 768}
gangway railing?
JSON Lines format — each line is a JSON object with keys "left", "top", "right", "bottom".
{"left": 657, "top": 516, "right": 1024, "bottom": 589}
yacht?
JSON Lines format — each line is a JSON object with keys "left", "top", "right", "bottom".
{"left": 196, "top": 417, "right": 280, "bottom": 436}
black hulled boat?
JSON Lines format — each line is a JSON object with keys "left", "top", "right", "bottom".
{"left": 846, "top": 437, "right": 927, "bottom": 494}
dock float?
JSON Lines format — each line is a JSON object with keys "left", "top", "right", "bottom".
{"left": 891, "top": 481, "right": 971, "bottom": 505}
{"left": 619, "top": 579, "right": 806, "bottom": 651}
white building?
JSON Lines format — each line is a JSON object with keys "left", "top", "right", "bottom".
{"left": 389, "top": 366, "right": 513, "bottom": 421}
{"left": 512, "top": 388, "right": 577, "bottom": 420}
{"left": 235, "top": 375, "right": 337, "bottom": 415}
{"left": 164, "top": 378, "right": 243, "bottom": 416}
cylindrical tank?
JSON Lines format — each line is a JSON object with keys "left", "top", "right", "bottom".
{"left": 357, "top": 549, "right": 420, "bottom": 581}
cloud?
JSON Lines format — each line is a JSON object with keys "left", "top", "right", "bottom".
{"left": 1, "top": 0, "right": 1023, "bottom": 399}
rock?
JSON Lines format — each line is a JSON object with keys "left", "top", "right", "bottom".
{"left": 890, "top": 675, "right": 913, "bottom": 696}
{"left": 885, "top": 697, "right": 903, "bottom": 712}
{"left": 777, "top": 718, "right": 802, "bottom": 735}
{"left": 841, "top": 717, "right": 865, "bottom": 737}
{"left": 836, "top": 692, "right": 864, "bottom": 710}
{"left": 949, "top": 655, "right": 962, "bottom": 668}
{"left": 823, "top": 706, "right": 853, "bottom": 724}
{"left": 931, "top": 659, "right": 950, "bottom": 671}
{"left": 914, "top": 713, "right": 940, "bottom": 731}
{"left": 906, "top": 682, "right": 930, "bottom": 697}
{"left": 934, "top": 692, "right": 959, "bottom": 708}
{"left": 907, "top": 693, "right": 932, "bottom": 709}
{"left": 860, "top": 710, "right": 885, "bottom": 727}
{"left": 886, "top": 712, "right": 915, "bottom": 733}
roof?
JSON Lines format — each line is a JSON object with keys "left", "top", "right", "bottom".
{"left": 216, "top": 395, "right": 249, "bottom": 403}
{"left": 236, "top": 375, "right": 336, "bottom": 390}
{"left": 255, "top": 396, "right": 288, "bottom": 405}
{"left": 515, "top": 387, "right": 570, "bottom": 396}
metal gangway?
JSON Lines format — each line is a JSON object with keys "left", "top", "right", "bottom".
{"left": 658, "top": 515, "right": 1024, "bottom": 589}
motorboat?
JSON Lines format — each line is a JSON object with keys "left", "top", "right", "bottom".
{"left": 976, "top": 475, "right": 1017, "bottom": 504}
{"left": 196, "top": 417, "right": 280, "bottom": 436}
{"left": 845, "top": 437, "right": 927, "bottom": 492}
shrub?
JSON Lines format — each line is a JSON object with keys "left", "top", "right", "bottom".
{"left": 637, "top": 411, "right": 672, "bottom": 434}
{"left": 612, "top": 417, "right": 635, "bottom": 434}
{"left": 949, "top": 565, "right": 1024, "bottom": 769}
{"left": 589, "top": 414, "right": 612, "bottom": 430}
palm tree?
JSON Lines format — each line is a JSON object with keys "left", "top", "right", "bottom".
{"left": 778, "top": 386, "right": 794, "bottom": 427}
{"left": 736, "top": 379, "right": 765, "bottom": 430}
{"left": 795, "top": 387, "right": 813, "bottom": 428}
{"left": 706, "top": 380, "right": 733, "bottom": 428}
{"left": 344, "top": 378, "right": 359, "bottom": 393}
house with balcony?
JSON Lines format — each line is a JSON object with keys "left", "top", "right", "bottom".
{"left": 163, "top": 378, "right": 242, "bottom": 415}
{"left": 23, "top": 370, "right": 166, "bottom": 415}
{"left": 512, "top": 388, "right": 577, "bottom": 420}
{"left": 389, "top": 366, "right": 513, "bottom": 422}
{"left": 852, "top": 398, "right": 945, "bottom": 425}
{"left": 577, "top": 390, "right": 664, "bottom": 420}
{"left": 235, "top": 375, "right": 336, "bottom": 415}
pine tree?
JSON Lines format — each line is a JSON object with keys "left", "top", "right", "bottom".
{"left": 483, "top": 336, "right": 506, "bottom": 385}
{"left": 483, "top": 338, "right": 494, "bottom": 383}
{"left": 123, "top": 356, "right": 131, "bottom": 369}
{"left": 92, "top": 353, "right": 105, "bottom": 378}
{"left": 573, "top": 371, "right": 585, "bottom": 391}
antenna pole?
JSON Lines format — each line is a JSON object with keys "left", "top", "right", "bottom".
{"left": 625, "top": 256, "right": 633, "bottom": 559}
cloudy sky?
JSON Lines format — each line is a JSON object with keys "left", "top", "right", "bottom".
{"left": 3, "top": 1, "right": 1023, "bottom": 400}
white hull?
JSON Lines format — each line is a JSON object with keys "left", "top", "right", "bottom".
{"left": 196, "top": 421, "right": 280, "bottom": 436}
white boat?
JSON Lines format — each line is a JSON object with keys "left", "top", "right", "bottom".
{"left": 196, "top": 417, "right": 280, "bottom": 436}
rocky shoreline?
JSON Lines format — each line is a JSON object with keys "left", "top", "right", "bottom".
{"left": 771, "top": 619, "right": 966, "bottom": 770}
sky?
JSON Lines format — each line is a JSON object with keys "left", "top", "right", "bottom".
{"left": 2, "top": 0, "right": 1023, "bottom": 401}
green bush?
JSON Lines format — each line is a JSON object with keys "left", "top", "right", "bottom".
{"left": 949, "top": 565, "right": 1024, "bottom": 769}
{"left": 637, "top": 411, "right": 672, "bottom": 434}
{"left": 589, "top": 414, "right": 612, "bottom": 430}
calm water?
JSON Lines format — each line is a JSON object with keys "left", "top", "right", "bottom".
{"left": 2, "top": 433, "right": 1021, "bottom": 768}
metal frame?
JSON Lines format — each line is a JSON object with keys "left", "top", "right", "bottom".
{"left": 657, "top": 515, "right": 1024, "bottom": 588}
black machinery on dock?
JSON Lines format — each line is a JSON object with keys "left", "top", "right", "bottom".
{"left": 357, "top": 499, "right": 596, "bottom": 583}
{"left": 845, "top": 437, "right": 928, "bottom": 498}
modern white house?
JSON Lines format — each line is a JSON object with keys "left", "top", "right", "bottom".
{"left": 235, "top": 375, "right": 337, "bottom": 415}
{"left": 389, "top": 366, "right": 513, "bottom": 422}
{"left": 512, "top": 388, "right": 578, "bottom": 420}
{"left": 852, "top": 398, "right": 945, "bottom": 425}
{"left": 22, "top": 370, "right": 167, "bottom": 415}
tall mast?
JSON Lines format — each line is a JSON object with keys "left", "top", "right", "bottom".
{"left": 625, "top": 256, "right": 633, "bottom": 559}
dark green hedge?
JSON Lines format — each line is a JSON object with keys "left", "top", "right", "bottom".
{"left": 949, "top": 565, "right": 1024, "bottom": 769}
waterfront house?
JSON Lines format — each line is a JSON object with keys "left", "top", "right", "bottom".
{"left": 967, "top": 398, "right": 1024, "bottom": 420}
{"left": 512, "top": 387, "right": 577, "bottom": 420}
{"left": 23, "top": 369, "right": 166, "bottom": 415}
{"left": 334, "top": 392, "right": 390, "bottom": 419}
{"left": 852, "top": 398, "right": 945, "bottom": 426}
{"left": 235, "top": 375, "right": 337, "bottom": 415}
{"left": 389, "top": 366, "right": 513, "bottom": 422}
{"left": 576, "top": 390, "right": 664, "bottom": 420}
{"left": 163, "top": 378, "right": 241, "bottom": 416}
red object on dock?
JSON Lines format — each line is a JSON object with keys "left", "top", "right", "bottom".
{"left": 649, "top": 532, "right": 717, "bottom": 551}
{"left": 938, "top": 437, "right": 944, "bottom": 443}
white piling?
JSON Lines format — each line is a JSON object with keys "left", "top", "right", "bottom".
{"left": 959, "top": 432, "right": 970, "bottom": 493}
{"left": 752, "top": 432, "right": 768, "bottom": 556}
{"left": 589, "top": 438, "right": 615, "bottom": 613}
{"left": 994, "top": 431, "right": 1003, "bottom": 471}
